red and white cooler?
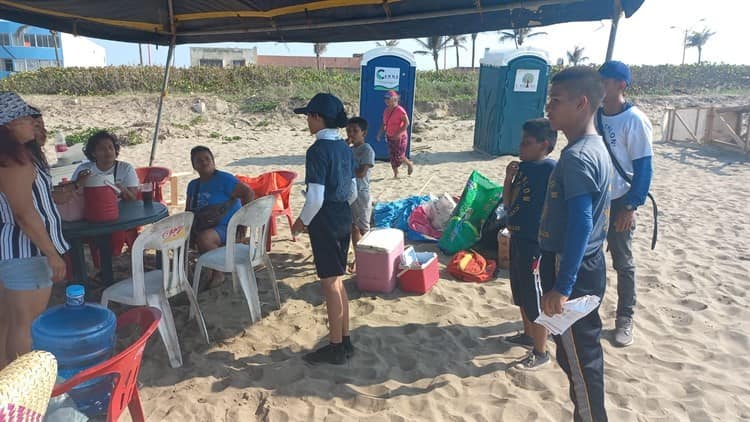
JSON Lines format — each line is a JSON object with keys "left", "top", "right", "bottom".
{"left": 355, "top": 228, "right": 404, "bottom": 293}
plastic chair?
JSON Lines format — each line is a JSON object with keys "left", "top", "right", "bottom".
{"left": 101, "top": 212, "right": 209, "bottom": 368}
{"left": 135, "top": 167, "right": 172, "bottom": 204}
{"left": 191, "top": 196, "right": 279, "bottom": 323}
{"left": 237, "top": 170, "right": 298, "bottom": 247}
{"left": 0, "top": 350, "right": 57, "bottom": 421}
{"left": 51, "top": 307, "right": 162, "bottom": 422}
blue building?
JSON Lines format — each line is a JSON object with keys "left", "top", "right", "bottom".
{"left": 0, "top": 21, "right": 62, "bottom": 79}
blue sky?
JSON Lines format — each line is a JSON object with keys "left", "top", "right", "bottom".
{"left": 88, "top": 0, "right": 750, "bottom": 70}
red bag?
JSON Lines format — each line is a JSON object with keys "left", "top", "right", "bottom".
{"left": 447, "top": 250, "right": 496, "bottom": 283}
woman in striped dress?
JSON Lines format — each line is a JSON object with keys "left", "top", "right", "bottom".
{"left": 0, "top": 93, "right": 69, "bottom": 369}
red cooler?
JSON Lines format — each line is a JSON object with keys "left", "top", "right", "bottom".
{"left": 355, "top": 228, "right": 404, "bottom": 293}
{"left": 398, "top": 251, "right": 439, "bottom": 294}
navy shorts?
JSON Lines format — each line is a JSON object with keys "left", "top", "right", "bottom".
{"left": 509, "top": 237, "right": 543, "bottom": 321}
{"left": 308, "top": 202, "right": 352, "bottom": 279}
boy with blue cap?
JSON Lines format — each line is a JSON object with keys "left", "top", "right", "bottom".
{"left": 597, "top": 61, "right": 653, "bottom": 347}
{"left": 292, "top": 93, "right": 358, "bottom": 365}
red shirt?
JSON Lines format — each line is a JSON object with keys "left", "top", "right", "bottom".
{"left": 383, "top": 105, "right": 407, "bottom": 139}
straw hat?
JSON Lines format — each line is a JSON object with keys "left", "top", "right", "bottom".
{"left": 0, "top": 351, "right": 58, "bottom": 421}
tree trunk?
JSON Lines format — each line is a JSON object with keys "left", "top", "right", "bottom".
{"left": 433, "top": 51, "right": 439, "bottom": 71}
{"left": 697, "top": 46, "right": 702, "bottom": 64}
{"left": 316, "top": 54, "right": 320, "bottom": 70}
{"left": 50, "top": 31, "right": 60, "bottom": 68}
{"left": 471, "top": 36, "right": 477, "bottom": 68}
{"left": 455, "top": 45, "right": 460, "bottom": 68}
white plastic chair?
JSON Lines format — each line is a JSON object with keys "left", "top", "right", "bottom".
{"left": 191, "top": 196, "right": 279, "bottom": 323}
{"left": 101, "top": 211, "right": 209, "bottom": 368}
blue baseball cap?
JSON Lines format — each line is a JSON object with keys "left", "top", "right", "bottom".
{"left": 599, "top": 61, "right": 631, "bottom": 86}
{"left": 293, "top": 93, "right": 344, "bottom": 119}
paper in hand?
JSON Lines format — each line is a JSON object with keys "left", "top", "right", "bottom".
{"left": 534, "top": 295, "right": 601, "bottom": 336}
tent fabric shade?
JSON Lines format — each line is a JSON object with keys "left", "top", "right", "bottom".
{"left": 0, "top": 0, "right": 645, "bottom": 45}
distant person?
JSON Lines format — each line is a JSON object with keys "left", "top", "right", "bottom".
{"left": 345, "top": 116, "right": 375, "bottom": 273}
{"left": 0, "top": 92, "right": 69, "bottom": 369}
{"left": 292, "top": 93, "right": 357, "bottom": 365}
{"left": 538, "top": 67, "right": 612, "bottom": 421}
{"left": 377, "top": 90, "right": 414, "bottom": 178}
{"left": 598, "top": 61, "right": 654, "bottom": 347}
{"left": 501, "top": 118, "right": 557, "bottom": 370}
{"left": 72, "top": 131, "right": 139, "bottom": 201}
{"left": 186, "top": 146, "right": 254, "bottom": 289}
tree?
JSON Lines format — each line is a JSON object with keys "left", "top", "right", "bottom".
{"left": 470, "top": 33, "right": 478, "bottom": 68}
{"left": 450, "top": 35, "right": 468, "bottom": 68}
{"left": 313, "top": 43, "right": 328, "bottom": 70}
{"left": 566, "top": 45, "right": 589, "bottom": 66}
{"left": 376, "top": 39, "right": 400, "bottom": 47}
{"left": 498, "top": 27, "right": 548, "bottom": 49}
{"left": 686, "top": 28, "right": 716, "bottom": 64}
{"left": 413, "top": 36, "right": 450, "bottom": 71}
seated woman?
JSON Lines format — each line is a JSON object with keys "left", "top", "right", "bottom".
{"left": 186, "top": 146, "right": 254, "bottom": 286}
{"left": 71, "top": 131, "right": 140, "bottom": 265}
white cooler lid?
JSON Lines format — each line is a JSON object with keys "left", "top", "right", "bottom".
{"left": 357, "top": 228, "right": 404, "bottom": 253}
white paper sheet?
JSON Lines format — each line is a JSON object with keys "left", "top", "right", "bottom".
{"left": 534, "top": 295, "right": 601, "bottom": 335}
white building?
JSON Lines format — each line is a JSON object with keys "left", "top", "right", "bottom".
{"left": 190, "top": 47, "right": 257, "bottom": 68}
{"left": 61, "top": 33, "right": 105, "bottom": 67}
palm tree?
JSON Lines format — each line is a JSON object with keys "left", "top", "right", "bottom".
{"left": 450, "top": 35, "right": 468, "bottom": 68}
{"left": 566, "top": 46, "right": 589, "bottom": 66}
{"left": 376, "top": 39, "right": 400, "bottom": 47}
{"left": 470, "top": 33, "right": 478, "bottom": 68}
{"left": 498, "top": 28, "right": 548, "bottom": 49}
{"left": 313, "top": 42, "right": 328, "bottom": 70}
{"left": 686, "top": 28, "right": 716, "bottom": 64}
{"left": 413, "top": 36, "right": 450, "bottom": 71}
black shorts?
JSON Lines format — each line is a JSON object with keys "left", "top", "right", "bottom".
{"left": 308, "top": 201, "right": 352, "bottom": 279}
{"left": 509, "top": 237, "right": 543, "bottom": 320}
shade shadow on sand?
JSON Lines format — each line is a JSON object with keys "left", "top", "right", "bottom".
{"left": 658, "top": 140, "right": 750, "bottom": 175}
{"left": 227, "top": 154, "right": 306, "bottom": 167}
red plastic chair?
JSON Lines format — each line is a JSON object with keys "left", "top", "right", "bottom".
{"left": 237, "top": 170, "right": 298, "bottom": 249}
{"left": 135, "top": 167, "right": 172, "bottom": 204}
{"left": 51, "top": 307, "right": 162, "bottom": 422}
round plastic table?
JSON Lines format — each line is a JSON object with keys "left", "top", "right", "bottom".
{"left": 62, "top": 201, "right": 169, "bottom": 285}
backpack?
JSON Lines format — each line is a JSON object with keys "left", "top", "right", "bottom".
{"left": 447, "top": 250, "right": 497, "bottom": 283}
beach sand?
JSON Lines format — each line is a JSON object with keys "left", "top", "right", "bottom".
{"left": 29, "top": 93, "right": 750, "bottom": 421}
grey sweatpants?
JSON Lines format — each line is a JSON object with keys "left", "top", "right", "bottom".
{"left": 608, "top": 196, "right": 636, "bottom": 319}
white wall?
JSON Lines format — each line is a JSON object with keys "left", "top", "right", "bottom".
{"left": 61, "top": 33, "right": 106, "bottom": 67}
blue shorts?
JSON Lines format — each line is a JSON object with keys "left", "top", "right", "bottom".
{"left": 214, "top": 224, "right": 228, "bottom": 245}
{"left": 0, "top": 256, "right": 53, "bottom": 291}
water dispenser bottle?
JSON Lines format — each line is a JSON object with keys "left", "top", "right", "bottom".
{"left": 32, "top": 285, "right": 117, "bottom": 417}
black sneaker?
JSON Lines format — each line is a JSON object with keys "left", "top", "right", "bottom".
{"left": 503, "top": 333, "right": 535, "bottom": 348}
{"left": 343, "top": 338, "right": 354, "bottom": 358}
{"left": 514, "top": 350, "right": 550, "bottom": 371}
{"left": 303, "top": 344, "right": 346, "bottom": 365}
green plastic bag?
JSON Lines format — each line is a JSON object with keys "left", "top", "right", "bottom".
{"left": 438, "top": 170, "right": 503, "bottom": 254}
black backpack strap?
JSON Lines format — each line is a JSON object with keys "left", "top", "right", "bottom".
{"left": 192, "top": 180, "right": 200, "bottom": 210}
{"left": 596, "top": 108, "right": 658, "bottom": 250}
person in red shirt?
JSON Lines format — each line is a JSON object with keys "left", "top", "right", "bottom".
{"left": 377, "top": 90, "right": 414, "bottom": 178}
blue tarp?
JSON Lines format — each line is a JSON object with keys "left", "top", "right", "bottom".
{"left": 0, "top": 1, "right": 646, "bottom": 45}
{"left": 373, "top": 195, "right": 433, "bottom": 242}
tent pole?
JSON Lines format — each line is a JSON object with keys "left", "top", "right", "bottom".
{"left": 148, "top": 35, "right": 176, "bottom": 166}
{"left": 605, "top": 0, "right": 622, "bottom": 61}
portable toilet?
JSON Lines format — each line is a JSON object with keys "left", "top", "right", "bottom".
{"left": 360, "top": 47, "right": 417, "bottom": 161}
{"left": 473, "top": 48, "right": 550, "bottom": 156}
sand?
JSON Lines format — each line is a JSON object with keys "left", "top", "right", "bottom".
{"left": 28, "top": 92, "right": 750, "bottom": 421}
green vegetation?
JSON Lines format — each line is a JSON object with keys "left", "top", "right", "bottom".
{"left": 209, "top": 132, "right": 221, "bottom": 138}
{"left": 0, "top": 64, "right": 747, "bottom": 109}
{"left": 63, "top": 126, "right": 144, "bottom": 146}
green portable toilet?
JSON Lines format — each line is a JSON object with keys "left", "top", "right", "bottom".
{"left": 473, "top": 48, "right": 550, "bottom": 156}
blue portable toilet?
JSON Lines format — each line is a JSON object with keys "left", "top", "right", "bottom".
{"left": 473, "top": 48, "right": 550, "bottom": 156}
{"left": 360, "top": 47, "right": 417, "bottom": 161}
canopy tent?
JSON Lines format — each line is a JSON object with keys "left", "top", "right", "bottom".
{"left": 0, "top": 0, "right": 645, "bottom": 164}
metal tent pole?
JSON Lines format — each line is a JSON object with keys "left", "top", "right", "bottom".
{"left": 605, "top": 0, "right": 622, "bottom": 61}
{"left": 148, "top": 37, "right": 175, "bottom": 166}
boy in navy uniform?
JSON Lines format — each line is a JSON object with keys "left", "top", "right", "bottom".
{"left": 502, "top": 118, "right": 557, "bottom": 370}
{"left": 292, "top": 93, "right": 358, "bottom": 365}
{"left": 539, "top": 67, "right": 612, "bottom": 421}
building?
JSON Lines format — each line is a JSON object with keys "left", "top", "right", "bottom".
{"left": 190, "top": 47, "right": 257, "bottom": 68}
{"left": 0, "top": 21, "right": 61, "bottom": 78}
{"left": 257, "top": 54, "right": 362, "bottom": 70}
{"left": 60, "top": 33, "right": 105, "bottom": 67}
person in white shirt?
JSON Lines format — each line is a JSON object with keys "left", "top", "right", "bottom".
{"left": 598, "top": 61, "right": 654, "bottom": 347}
{"left": 71, "top": 131, "right": 139, "bottom": 201}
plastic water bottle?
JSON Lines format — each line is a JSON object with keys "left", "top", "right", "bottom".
{"left": 32, "top": 285, "right": 117, "bottom": 417}
{"left": 54, "top": 132, "right": 68, "bottom": 157}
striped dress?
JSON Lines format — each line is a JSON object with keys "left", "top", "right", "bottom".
{"left": 0, "top": 162, "right": 69, "bottom": 260}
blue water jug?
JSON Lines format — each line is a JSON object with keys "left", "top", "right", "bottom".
{"left": 32, "top": 285, "right": 117, "bottom": 416}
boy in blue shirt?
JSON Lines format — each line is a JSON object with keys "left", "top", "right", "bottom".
{"left": 502, "top": 118, "right": 557, "bottom": 371}
{"left": 539, "top": 67, "right": 612, "bottom": 421}
{"left": 292, "top": 93, "right": 358, "bottom": 365}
